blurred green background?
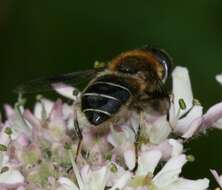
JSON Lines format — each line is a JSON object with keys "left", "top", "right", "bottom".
{"left": 0, "top": 0, "right": 222, "bottom": 187}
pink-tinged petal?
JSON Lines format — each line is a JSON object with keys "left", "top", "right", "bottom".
{"left": 17, "top": 186, "right": 26, "bottom": 190}
{"left": 49, "top": 100, "right": 64, "bottom": 121}
{"left": 34, "top": 98, "right": 53, "bottom": 120}
{"left": 143, "top": 140, "right": 172, "bottom": 160}
{"left": 161, "top": 178, "right": 209, "bottom": 190}
{"left": 153, "top": 155, "right": 187, "bottom": 187}
{"left": 4, "top": 104, "right": 15, "bottom": 119}
{"left": 23, "top": 110, "right": 41, "bottom": 128}
{"left": 216, "top": 73, "right": 222, "bottom": 85}
{"left": 175, "top": 105, "right": 203, "bottom": 134}
{"left": 48, "top": 100, "right": 66, "bottom": 129}
{"left": 182, "top": 117, "right": 203, "bottom": 139}
{"left": 146, "top": 139, "right": 183, "bottom": 160}
{"left": 62, "top": 103, "right": 74, "bottom": 120}
{"left": 210, "top": 169, "right": 222, "bottom": 188}
{"left": 0, "top": 184, "right": 25, "bottom": 190}
{"left": 124, "top": 144, "right": 136, "bottom": 170}
{"left": 202, "top": 102, "right": 222, "bottom": 129}
{"left": 136, "top": 150, "right": 162, "bottom": 176}
{"left": 172, "top": 66, "right": 193, "bottom": 117}
{"left": 17, "top": 134, "right": 30, "bottom": 146}
{"left": 214, "top": 118, "right": 222, "bottom": 129}
{"left": 5, "top": 108, "right": 32, "bottom": 138}
{"left": 53, "top": 83, "right": 77, "bottom": 100}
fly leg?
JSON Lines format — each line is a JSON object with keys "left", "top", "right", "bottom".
{"left": 66, "top": 117, "right": 82, "bottom": 173}
{"left": 132, "top": 113, "right": 142, "bottom": 173}
{"left": 166, "top": 95, "right": 171, "bottom": 122}
{"left": 74, "top": 118, "right": 83, "bottom": 162}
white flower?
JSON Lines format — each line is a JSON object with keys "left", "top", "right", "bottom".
{"left": 216, "top": 73, "right": 222, "bottom": 85}
{"left": 58, "top": 151, "right": 109, "bottom": 190}
{"left": 136, "top": 150, "right": 162, "bottom": 176}
{"left": 58, "top": 165, "right": 109, "bottom": 190}
{"left": 168, "top": 67, "right": 222, "bottom": 139}
{"left": 132, "top": 152, "right": 209, "bottom": 190}
{"left": 152, "top": 155, "right": 209, "bottom": 190}
{"left": 0, "top": 169, "right": 24, "bottom": 186}
{"left": 0, "top": 153, "right": 24, "bottom": 188}
{"left": 34, "top": 98, "right": 54, "bottom": 120}
{"left": 169, "top": 66, "right": 203, "bottom": 136}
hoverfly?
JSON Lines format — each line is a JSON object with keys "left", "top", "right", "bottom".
{"left": 15, "top": 46, "right": 173, "bottom": 167}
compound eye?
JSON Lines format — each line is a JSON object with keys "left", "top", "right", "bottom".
{"left": 145, "top": 47, "right": 172, "bottom": 82}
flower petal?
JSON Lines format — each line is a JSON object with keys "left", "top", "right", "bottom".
{"left": 57, "top": 177, "right": 79, "bottom": 190}
{"left": 4, "top": 104, "right": 15, "bottom": 119}
{"left": 216, "top": 73, "right": 222, "bottom": 85}
{"left": 34, "top": 98, "right": 53, "bottom": 120}
{"left": 81, "top": 165, "right": 108, "bottom": 190}
{"left": 144, "top": 139, "right": 183, "bottom": 160}
{"left": 168, "top": 139, "right": 183, "bottom": 157}
{"left": 124, "top": 144, "right": 136, "bottom": 170}
{"left": 160, "top": 178, "right": 209, "bottom": 190}
{"left": 182, "top": 117, "right": 203, "bottom": 139}
{"left": 153, "top": 155, "right": 187, "bottom": 187}
{"left": 23, "top": 110, "right": 41, "bottom": 128}
{"left": 146, "top": 116, "right": 171, "bottom": 144}
{"left": 0, "top": 153, "right": 9, "bottom": 170}
{"left": 214, "top": 118, "right": 222, "bottom": 129}
{"left": 109, "top": 172, "right": 132, "bottom": 190}
{"left": 175, "top": 105, "right": 203, "bottom": 134}
{"left": 0, "top": 170, "right": 24, "bottom": 185}
{"left": 136, "top": 150, "right": 162, "bottom": 176}
{"left": 171, "top": 66, "right": 193, "bottom": 117}
{"left": 210, "top": 169, "right": 222, "bottom": 188}
{"left": 202, "top": 102, "right": 222, "bottom": 129}
{"left": 53, "top": 83, "right": 77, "bottom": 100}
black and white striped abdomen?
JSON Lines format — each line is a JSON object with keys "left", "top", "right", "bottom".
{"left": 81, "top": 75, "right": 132, "bottom": 125}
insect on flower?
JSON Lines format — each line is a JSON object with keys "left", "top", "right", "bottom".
{"left": 15, "top": 45, "right": 173, "bottom": 168}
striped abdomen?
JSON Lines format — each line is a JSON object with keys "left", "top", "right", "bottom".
{"left": 81, "top": 75, "right": 134, "bottom": 125}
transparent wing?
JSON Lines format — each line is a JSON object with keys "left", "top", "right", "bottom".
{"left": 14, "top": 69, "right": 99, "bottom": 94}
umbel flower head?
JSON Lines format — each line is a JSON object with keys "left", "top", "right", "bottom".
{"left": 0, "top": 66, "right": 222, "bottom": 190}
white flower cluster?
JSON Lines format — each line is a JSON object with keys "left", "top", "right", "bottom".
{"left": 0, "top": 66, "right": 222, "bottom": 190}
